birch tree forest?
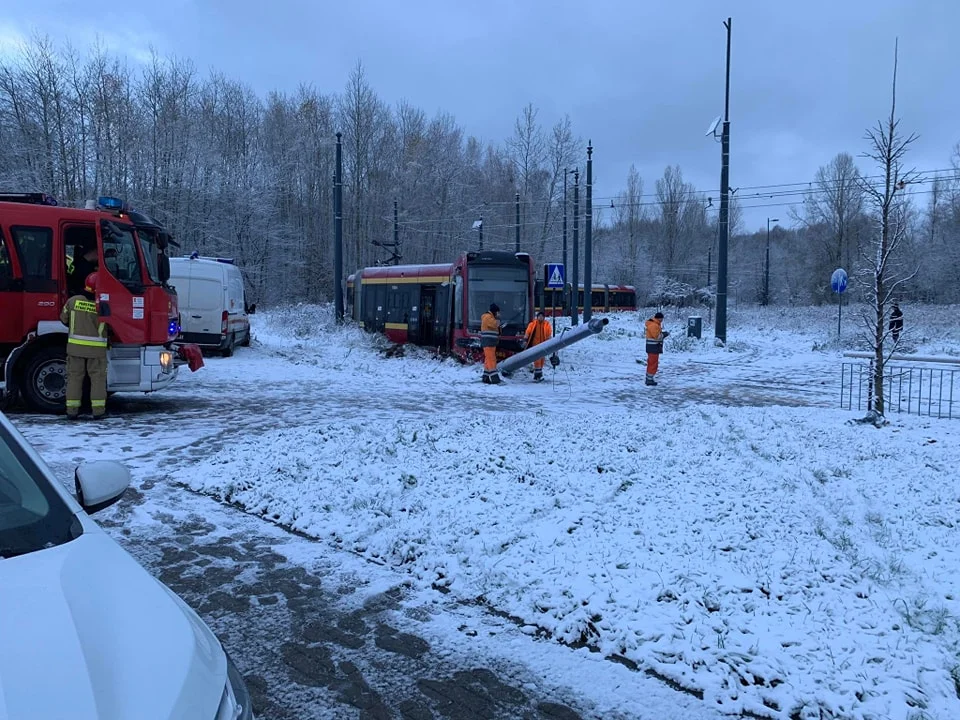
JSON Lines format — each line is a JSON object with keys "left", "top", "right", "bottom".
{"left": 2, "top": 37, "right": 958, "bottom": 306}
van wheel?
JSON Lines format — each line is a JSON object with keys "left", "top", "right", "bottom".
{"left": 22, "top": 346, "right": 67, "bottom": 414}
{"left": 240, "top": 329, "right": 251, "bottom": 347}
{"left": 221, "top": 336, "right": 235, "bottom": 357}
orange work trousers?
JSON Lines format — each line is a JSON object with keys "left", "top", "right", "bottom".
{"left": 646, "top": 353, "right": 659, "bottom": 375}
{"left": 483, "top": 347, "right": 497, "bottom": 372}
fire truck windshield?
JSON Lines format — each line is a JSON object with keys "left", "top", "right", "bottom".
{"left": 100, "top": 220, "right": 144, "bottom": 288}
{"left": 467, "top": 265, "right": 529, "bottom": 329}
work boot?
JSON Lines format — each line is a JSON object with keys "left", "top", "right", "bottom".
{"left": 533, "top": 370, "right": 543, "bottom": 382}
{"left": 482, "top": 375, "right": 491, "bottom": 384}
{"left": 645, "top": 375, "right": 657, "bottom": 386}
{"left": 489, "top": 373, "right": 502, "bottom": 385}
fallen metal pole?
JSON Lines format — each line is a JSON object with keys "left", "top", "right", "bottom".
{"left": 498, "top": 317, "right": 608, "bottom": 375}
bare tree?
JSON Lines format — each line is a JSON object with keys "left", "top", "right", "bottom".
{"left": 533, "top": 115, "right": 577, "bottom": 259}
{"left": 338, "top": 61, "right": 388, "bottom": 272}
{"left": 655, "top": 165, "right": 700, "bottom": 279}
{"left": 508, "top": 104, "right": 547, "bottom": 252}
{"left": 857, "top": 40, "right": 920, "bottom": 419}
{"left": 613, "top": 164, "right": 645, "bottom": 285}
{"left": 792, "top": 152, "right": 865, "bottom": 285}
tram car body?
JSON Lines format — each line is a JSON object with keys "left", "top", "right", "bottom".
{"left": 535, "top": 281, "right": 637, "bottom": 316}
{"left": 348, "top": 250, "right": 535, "bottom": 362}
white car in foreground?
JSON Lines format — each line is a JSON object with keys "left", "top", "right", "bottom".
{"left": 0, "top": 412, "right": 252, "bottom": 720}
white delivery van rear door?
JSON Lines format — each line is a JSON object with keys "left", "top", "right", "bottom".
{"left": 186, "top": 276, "right": 225, "bottom": 343}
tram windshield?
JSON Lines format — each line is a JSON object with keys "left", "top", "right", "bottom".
{"left": 467, "top": 264, "right": 529, "bottom": 330}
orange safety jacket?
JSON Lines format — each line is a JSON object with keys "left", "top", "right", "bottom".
{"left": 645, "top": 317, "right": 665, "bottom": 355}
{"left": 524, "top": 318, "right": 553, "bottom": 347}
{"left": 480, "top": 312, "right": 501, "bottom": 348}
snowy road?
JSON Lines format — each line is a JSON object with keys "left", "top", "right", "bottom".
{"left": 12, "top": 396, "right": 611, "bottom": 720}
{"left": 8, "top": 316, "right": 758, "bottom": 720}
{"left": 13, "top": 306, "right": 949, "bottom": 720}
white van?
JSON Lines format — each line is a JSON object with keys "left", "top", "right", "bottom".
{"left": 169, "top": 256, "right": 252, "bottom": 356}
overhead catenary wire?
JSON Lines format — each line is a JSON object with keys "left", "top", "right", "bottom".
{"left": 388, "top": 166, "right": 959, "bottom": 211}
{"left": 382, "top": 168, "right": 960, "bottom": 228}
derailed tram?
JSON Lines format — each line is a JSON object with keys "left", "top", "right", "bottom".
{"left": 347, "top": 250, "right": 534, "bottom": 361}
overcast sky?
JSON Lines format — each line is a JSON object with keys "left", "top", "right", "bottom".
{"left": 2, "top": 0, "right": 957, "bottom": 232}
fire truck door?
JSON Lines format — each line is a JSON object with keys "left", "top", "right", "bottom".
{"left": 9, "top": 226, "right": 57, "bottom": 326}
{"left": 0, "top": 229, "right": 23, "bottom": 344}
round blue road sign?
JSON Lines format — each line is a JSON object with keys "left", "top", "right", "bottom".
{"left": 831, "top": 268, "right": 848, "bottom": 294}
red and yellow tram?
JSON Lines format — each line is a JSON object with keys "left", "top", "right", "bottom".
{"left": 348, "top": 250, "right": 535, "bottom": 361}
{"left": 534, "top": 281, "right": 637, "bottom": 316}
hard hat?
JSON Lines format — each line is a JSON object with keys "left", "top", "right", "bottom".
{"left": 84, "top": 272, "right": 98, "bottom": 294}
{"left": 490, "top": 303, "right": 500, "bottom": 313}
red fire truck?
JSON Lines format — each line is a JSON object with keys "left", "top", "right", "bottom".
{"left": 0, "top": 193, "right": 201, "bottom": 413}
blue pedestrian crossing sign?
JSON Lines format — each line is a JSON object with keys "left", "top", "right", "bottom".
{"left": 545, "top": 263, "right": 565, "bottom": 288}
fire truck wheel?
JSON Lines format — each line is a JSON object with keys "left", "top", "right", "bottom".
{"left": 22, "top": 346, "right": 68, "bottom": 414}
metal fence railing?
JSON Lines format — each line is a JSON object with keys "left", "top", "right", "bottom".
{"left": 841, "top": 354, "right": 959, "bottom": 419}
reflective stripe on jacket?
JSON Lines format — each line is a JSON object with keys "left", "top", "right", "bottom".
{"left": 645, "top": 317, "right": 664, "bottom": 355}
{"left": 60, "top": 295, "right": 107, "bottom": 358}
{"left": 480, "top": 312, "right": 501, "bottom": 348}
{"left": 524, "top": 318, "right": 552, "bottom": 347}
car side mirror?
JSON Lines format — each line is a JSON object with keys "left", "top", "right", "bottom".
{"left": 75, "top": 460, "right": 131, "bottom": 514}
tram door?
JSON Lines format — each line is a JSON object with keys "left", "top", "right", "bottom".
{"left": 419, "top": 285, "right": 436, "bottom": 346}
{"left": 432, "top": 283, "right": 451, "bottom": 351}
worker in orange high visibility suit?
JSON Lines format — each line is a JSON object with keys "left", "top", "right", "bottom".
{"left": 644, "top": 311, "right": 669, "bottom": 386}
{"left": 480, "top": 303, "right": 502, "bottom": 384}
{"left": 60, "top": 272, "right": 108, "bottom": 419}
{"left": 523, "top": 310, "right": 553, "bottom": 382}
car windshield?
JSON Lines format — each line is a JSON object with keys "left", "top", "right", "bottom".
{"left": 135, "top": 226, "right": 163, "bottom": 284}
{"left": 467, "top": 265, "right": 529, "bottom": 330}
{"left": 0, "top": 421, "right": 81, "bottom": 558}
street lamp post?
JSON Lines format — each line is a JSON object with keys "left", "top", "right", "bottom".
{"left": 764, "top": 217, "right": 778, "bottom": 306}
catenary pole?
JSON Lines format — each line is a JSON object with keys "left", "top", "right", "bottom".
{"left": 715, "top": 17, "right": 732, "bottom": 344}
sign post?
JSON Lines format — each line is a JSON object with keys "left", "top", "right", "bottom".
{"left": 831, "top": 268, "right": 848, "bottom": 338}
{"left": 545, "top": 263, "right": 565, "bottom": 334}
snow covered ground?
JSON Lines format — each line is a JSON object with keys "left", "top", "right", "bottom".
{"left": 160, "top": 302, "right": 960, "bottom": 720}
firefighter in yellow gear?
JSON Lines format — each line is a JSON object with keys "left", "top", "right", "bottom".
{"left": 523, "top": 310, "right": 553, "bottom": 382}
{"left": 60, "top": 272, "right": 108, "bottom": 419}
{"left": 480, "top": 303, "right": 502, "bottom": 384}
